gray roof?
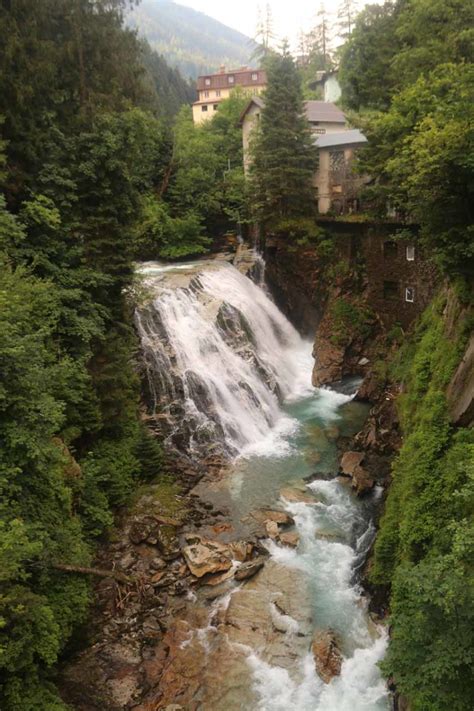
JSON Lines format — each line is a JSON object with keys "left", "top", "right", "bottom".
{"left": 315, "top": 129, "right": 368, "bottom": 149}
{"left": 305, "top": 100, "right": 345, "bottom": 123}
{"left": 239, "top": 97, "right": 345, "bottom": 125}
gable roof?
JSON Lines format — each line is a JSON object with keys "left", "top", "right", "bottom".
{"left": 238, "top": 96, "right": 265, "bottom": 124}
{"left": 315, "top": 129, "right": 368, "bottom": 149}
{"left": 305, "top": 100, "right": 345, "bottom": 123}
{"left": 239, "top": 97, "right": 346, "bottom": 125}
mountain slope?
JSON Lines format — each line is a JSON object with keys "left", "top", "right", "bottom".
{"left": 128, "top": 0, "right": 256, "bottom": 79}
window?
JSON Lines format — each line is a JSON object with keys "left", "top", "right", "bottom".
{"left": 201, "top": 105, "right": 208, "bottom": 112}
{"left": 204, "top": 90, "right": 209, "bottom": 98}
{"left": 314, "top": 128, "right": 326, "bottom": 134}
{"left": 216, "top": 89, "right": 221, "bottom": 97}
{"left": 330, "top": 150, "right": 345, "bottom": 172}
{"left": 383, "top": 240, "right": 398, "bottom": 258}
{"left": 205, "top": 78, "right": 211, "bottom": 86}
{"left": 383, "top": 281, "right": 399, "bottom": 300}
{"left": 228, "top": 75, "right": 235, "bottom": 84}
{"left": 405, "top": 286, "right": 415, "bottom": 303}
{"left": 213, "top": 104, "right": 219, "bottom": 110}
{"left": 252, "top": 72, "right": 258, "bottom": 81}
{"left": 406, "top": 245, "right": 415, "bottom": 261}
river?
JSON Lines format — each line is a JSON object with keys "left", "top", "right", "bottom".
{"left": 135, "top": 253, "right": 391, "bottom": 710}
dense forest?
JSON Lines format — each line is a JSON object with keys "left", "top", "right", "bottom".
{"left": 0, "top": 0, "right": 473, "bottom": 709}
{"left": 127, "top": 0, "right": 256, "bottom": 79}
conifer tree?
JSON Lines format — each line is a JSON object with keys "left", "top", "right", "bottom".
{"left": 249, "top": 44, "right": 317, "bottom": 227}
{"left": 337, "top": 0, "right": 359, "bottom": 40}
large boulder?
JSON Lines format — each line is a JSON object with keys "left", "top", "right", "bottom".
{"left": 311, "top": 629, "right": 343, "bottom": 683}
{"left": 252, "top": 509, "right": 295, "bottom": 527}
{"left": 234, "top": 558, "right": 265, "bottom": 581}
{"left": 182, "top": 537, "right": 233, "bottom": 578}
{"left": 351, "top": 465, "right": 375, "bottom": 496}
{"left": 339, "top": 450, "right": 365, "bottom": 476}
{"left": 279, "top": 532, "right": 300, "bottom": 548}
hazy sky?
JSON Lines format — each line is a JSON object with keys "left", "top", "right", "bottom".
{"left": 178, "top": 1, "right": 359, "bottom": 46}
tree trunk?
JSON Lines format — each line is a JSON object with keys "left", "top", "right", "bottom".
{"left": 53, "top": 563, "right": 134, "bottom": 585}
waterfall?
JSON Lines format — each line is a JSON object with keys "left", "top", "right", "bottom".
{"left": 135, "top": 259, "right": 313, "bottom": 457}
{"left": 134, "top": 256, "right": 391, "bottom": 710}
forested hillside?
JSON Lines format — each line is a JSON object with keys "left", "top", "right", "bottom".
{"left": 127, "top": 0, "right": 256, "bottom": 79}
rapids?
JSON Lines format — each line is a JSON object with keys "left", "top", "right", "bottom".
{"left": 135, "top": 254, "right": 391, "bottom": 710}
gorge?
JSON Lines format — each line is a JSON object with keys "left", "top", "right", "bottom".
{"left": 62, "top": 250, "right": 392, "bottom": 710}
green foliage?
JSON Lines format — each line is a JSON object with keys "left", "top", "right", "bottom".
{"left": 249, "top": 45, "right": 318, "bottom": 227}
{"left": 339, "top": 2, "right": 400, "bottom": 112}
{"left": 339, "top": 0, "right": 474, "bottom": 274}
{"left": 273, "top": 217, "right": 328, "bottom": 248}
{"left": 372, "top": 292, "right": 474, "bottom": 709}
{"left": 0, "top": 2, "right": 185, "bottom": 706}
{"left": 329, "top": 298, "right": 375, "bottom": 347}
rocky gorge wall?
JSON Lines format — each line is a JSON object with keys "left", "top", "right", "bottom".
{"left": 265, "top": 231, "right": 474, "bottom": 710}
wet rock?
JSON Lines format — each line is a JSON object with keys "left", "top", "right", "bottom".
{"left": 265, "top": 520, "right": 280, "bottom": 538}
{"left": 234, "top": 558, "right": 265, "bottom": 581}
{"left": 280, "top": 485, "right": 317, "bottom": 504}
{"left": 182, "top": 537, "right": 233, "bottom": 578}
{"left": 129, "top": 519, "right": 152, "bottom": 545}
{"left": 312, "top": 340, "right": 346, "bottom": 387}
{"left": 228, "top": 540, "right": 252, "bottom": 562}
{"left": 279, "top": 532, "right": 300, "bottom": 548}
{"left": 253, "top": 509, "right": 295, "bottom": 526}
{"left": 156, "top": 526, "right": 181, "bottom": 560}
{"left": 351, "top": 464, "right": 375, "bottom": 496}
{"left": 202, "top": 567, "right": 237, "bottom": 586}
{"left": 340, "top": 450, "right": 365, "bottom": 476}
{"left": 311, "top": 629, "right": 343, "bottom": 683}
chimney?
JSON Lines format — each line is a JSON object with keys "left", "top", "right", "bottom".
{"left": 219, "top": 64, "right": 226, "bottom": 73}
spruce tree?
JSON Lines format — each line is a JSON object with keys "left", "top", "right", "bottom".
{"left": 249, "top": 44, "right": 317, "bottom": 228}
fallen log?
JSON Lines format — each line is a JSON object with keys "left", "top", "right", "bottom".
{"left": 52, "top": 563, "right": 135, "bottom": 585}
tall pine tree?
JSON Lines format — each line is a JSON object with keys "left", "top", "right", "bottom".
{"left": 249, "top": 44, "right": 317, "bottom": 228}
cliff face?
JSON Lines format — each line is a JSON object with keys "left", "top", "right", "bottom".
{"left": 264, "top": 224, "right": 438, "bottom": 387}
{"left": 267, "top": 234, "right": 473, "bottom": 710}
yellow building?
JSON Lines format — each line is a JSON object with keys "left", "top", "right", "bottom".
{"left": 192, "top": 66, "right": 267, "bottom": 125}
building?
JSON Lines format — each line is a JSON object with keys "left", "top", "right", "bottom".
{"left": 192, "top": 66, "right": 267, "bottom": 125}
{"left": 311, "top": 71, "right": 342, "bottom": 103}
{"left": 239, "top": 97, "right": 368, "bottom": 215}
{"left": 239, "top": 98, "right": 346, "bottom": 172}
{"left": 314, "top": 129, "right": 368, "bottom": 214}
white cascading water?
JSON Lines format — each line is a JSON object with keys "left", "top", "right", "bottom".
{"left": 135, "top": 257, "right": 391, "bottom": 710}
{"left": 135, "top": 260, "right": 313, "bottom": 455}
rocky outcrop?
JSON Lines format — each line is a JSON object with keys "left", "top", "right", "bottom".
{"left": 340, "top": 450, "right": 365, "bottom": 475}
{"left": 279, "top": 532, "right": 300, "bottom": 548}
{"left": 446, "top": 333, "right": 474, "bottom": 426}
{"left": 182, "top": 536, "right": 234, "bottom": 578}
{"left": 234, "top": 558, "right": 265, "bottom": 581}
{"left": 338, "top": 451, "right": 375, "bottom": 496}
{"left": 311, "top": 629, "right": 343, "bottom": 683}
